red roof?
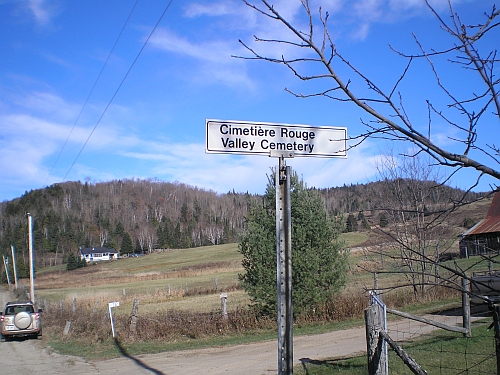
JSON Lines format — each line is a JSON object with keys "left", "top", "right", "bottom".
{"left": 465, "top": 192, "right": 500, "bottom": 235}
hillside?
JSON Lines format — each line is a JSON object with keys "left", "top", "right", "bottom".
{"left": 0, "top": 178, "right": 488, "bottom": 273}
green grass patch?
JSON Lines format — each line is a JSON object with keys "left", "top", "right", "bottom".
{"left": 339, "top": 232, "right": 369, "bottom": 248}
{"left": 103, "top": 243, "right": 242, "bottom": 274}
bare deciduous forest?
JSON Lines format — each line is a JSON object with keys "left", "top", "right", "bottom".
{"left": 0, "top": 178, "right": 485, "bottom": 269}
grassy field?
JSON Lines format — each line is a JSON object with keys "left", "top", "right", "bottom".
{"left": 30, "top": 236, "right": 495, "bottom": 315}
{"left": 295, "top": 320, "right": 494, "bottom": 375}
{"left": 13, "top": 233, "right": 496, "bottom": 367}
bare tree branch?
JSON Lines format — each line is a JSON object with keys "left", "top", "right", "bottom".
{"left": 237, "top": 0, "right": 500, "bottom": 184}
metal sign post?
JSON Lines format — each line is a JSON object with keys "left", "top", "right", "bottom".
{"left": 276, "top": 154, "right": 293, "bottom": 375}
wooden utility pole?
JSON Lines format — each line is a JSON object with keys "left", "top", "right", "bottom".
{"left": 11, "top": 245, "right": 18, "bottom": 289}
{"left": 28, "top": 213, "right": 35, "bottom": 304}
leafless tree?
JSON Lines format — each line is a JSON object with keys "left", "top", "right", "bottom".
{"left": 371, "top": 148, "right": 462, "bottom": 296}
{"left": 239, "top": 0, "right": 500, "bottom": 193}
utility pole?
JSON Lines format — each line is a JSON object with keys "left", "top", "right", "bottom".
{"left": 11, "top": 245, "right": 18, "bottom": 289}
{"left": 27, "top": 213, "right": 35, "bottom": 304}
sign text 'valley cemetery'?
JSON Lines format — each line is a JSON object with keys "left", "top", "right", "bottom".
{"left": 206, "top": 119, "right": 347, "bottom": 157}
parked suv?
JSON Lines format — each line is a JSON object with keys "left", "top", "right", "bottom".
{"left": 1, "top": 301, "right": 42, "bottom": 340}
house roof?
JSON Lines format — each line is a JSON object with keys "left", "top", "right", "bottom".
{"left": 463, "top": 192, "right": 500, "bottom": 236}
{"left": 80, "top": 247, "right": 117, "bottom": 255}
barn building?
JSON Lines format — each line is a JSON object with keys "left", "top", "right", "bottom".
{"left": 460, "top": 192, "right": 500, "bottom": 258}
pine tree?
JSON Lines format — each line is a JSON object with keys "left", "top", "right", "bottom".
{"left": 379, "top": 212, "right": 389, "bottom": 228}
{"left": 16, "top": 256, "right": 29, "bottom": 278}
{"left": 120, "top": 232, "right": 134, "bottom": 255}
{"left": 115, "top": 222, "right": 125, "bottom": 237}
{"left": 346, "top": 213, "right": 358, "bottom": 232}
{"left": 239, "top": 172, "right": 349, "bottom": 316}
{"left": 66, "top": 253, "right": 78, "bottom": 271}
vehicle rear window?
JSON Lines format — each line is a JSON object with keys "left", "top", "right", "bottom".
{"left": 4, "top": 305, "right": 34, "bottom": 314}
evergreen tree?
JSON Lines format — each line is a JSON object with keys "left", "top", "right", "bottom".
{"left": 379, "top": 212, "right": 389, "bottom": 228}
{"left": 16, "top": 256, "right": 29, "bottom": 278}
{"left": 115, "top": 222, "right": 125, "bottom": 237}
{"left": 120, "top": 232, "right": 134, "bottom": 255}
{"left": 361, "top": 216, "right": 370, "bottom": 230}
{"left": 78, "top": 256, "right": 87, "bottom": 268}
{"left": 66, "top": 253, "right": 78, "bottom": 271}
{"left": 135, "top": 238, "right": 142, "bottom": 254}
{"left": 346, "top": 213, "right": 358, "bottom": 232}
{"left": 239, "top": 172, "right": 349, "bottom": 316}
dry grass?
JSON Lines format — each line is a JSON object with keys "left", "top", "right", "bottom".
{"left": 23, "top": 240, "right": 482, "bottom": 350}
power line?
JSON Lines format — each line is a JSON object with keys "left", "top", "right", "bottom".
{"left": 44, "top": 0, "right": 139, "bottom": 186}
{"left": 62, "top": 0, "right": 175, "bottom": 183}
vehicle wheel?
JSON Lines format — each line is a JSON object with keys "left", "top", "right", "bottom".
{"left": 14, "top": 312, "right": 31, "bottom": 330}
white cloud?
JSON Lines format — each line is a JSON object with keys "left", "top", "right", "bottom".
{"left": 13, "top": 92, "right": 80, "bottom": 121}
{"left": 184, "top": 1, "right": 237, "bottom": 17}
{"left": 150, "top": 29, "right": 221, "bottom": 62}
{"left": 119, "top": 138, "right": 381, "bottom": 195}
{"left": 149, "top": 28, "right": 255, "bottom": 88}
{"left": 26, "top": 0, "right": 56, "bottom": 26}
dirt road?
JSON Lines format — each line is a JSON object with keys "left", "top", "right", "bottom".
{"left": 0, "top": 287, "right": 481, "bottom": 375}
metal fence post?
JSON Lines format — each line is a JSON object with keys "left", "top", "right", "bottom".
{"left": 276, "top": 157, "right": 293, "bottom": 375}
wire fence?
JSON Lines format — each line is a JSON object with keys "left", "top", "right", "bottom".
{"left": 385, "top": 312, "right": 495, "bottom": 374}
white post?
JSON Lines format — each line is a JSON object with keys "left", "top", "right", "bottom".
{"left": 108, "top": 301, "right": 120, "bottom": 338}
{"left": 11, "top": 245, "right": 18, "bottom": 289}
{"left": 2, "top": 256, "right": 11, "bottom": 285}
{"left": 28, "top": 213, "right": 35, "bottom": 304}
{"left": 220, "top": 292, "right": 228, "bottom": 319}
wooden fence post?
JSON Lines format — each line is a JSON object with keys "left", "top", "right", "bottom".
{"left": 462, "top": 277, "right": 471, "bottom": 337}
{"left": 220, "top": 293, "right": 228, "bottom": 319}
{"left": 365, "top": 304, "right": 387, "bottom": 375}
{"left": 129, "top": 298, "right": 140, "bottom": 337}
{"left": 380, "top": 332, "right": 426, "bottom": 375}
{"left": 63, "top": 321, "right": 72, "bottom": 335}
{"left": 493, "top": 304, "right": 500, "bottom": 375}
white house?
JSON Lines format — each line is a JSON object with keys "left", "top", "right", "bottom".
{"left": 79, "top": 247, "right": 118, "bottom": 262}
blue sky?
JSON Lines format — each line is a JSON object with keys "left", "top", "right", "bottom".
{"left": 0, "top": 0, "right": 497, "bottom": 202}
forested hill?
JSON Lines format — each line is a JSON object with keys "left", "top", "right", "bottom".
{"left": 0, "top": 178, "right": 483, "bottom": 263}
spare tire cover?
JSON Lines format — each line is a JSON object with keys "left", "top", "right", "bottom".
{"left": 14, "top": 312, "right": 31, "bottom": 329}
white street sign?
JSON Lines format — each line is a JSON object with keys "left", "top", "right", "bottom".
{"left": 108, "top": 302, "right": 120, "bottom": 308}
{"left": 206, "top": 119, "right": 347, "bottom": 158}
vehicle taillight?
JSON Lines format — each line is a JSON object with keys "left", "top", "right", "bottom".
{"left": 0, "top": 315, "right": 4, "bottom": 322}
{"left": 34, "top": 313, "right": 40, "bottom": 319}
